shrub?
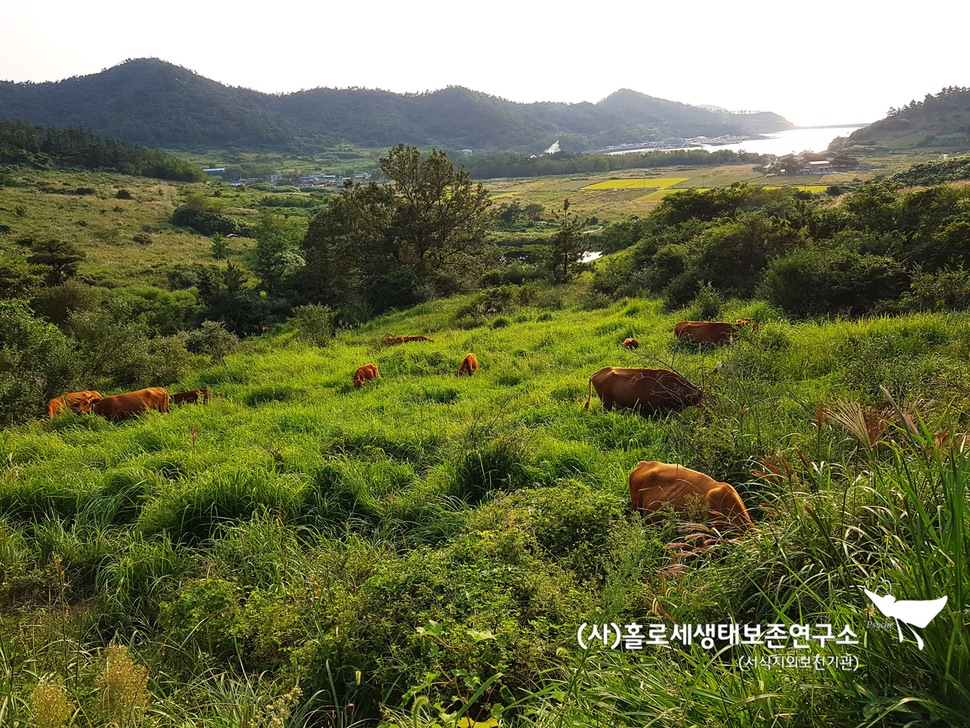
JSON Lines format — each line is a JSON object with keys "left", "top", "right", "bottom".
{"left": 342, "top": 533, "right": 592, "bottom": 711}
{"left": 0, "top": 300, "right": 76, "bottom": 423}
{"left": 183, "top": 320, "right": 238, "bottom": 361}
{"left": 0, "top": 255, "right": 42, "bottom": 299}
{"left": 172, "top": 205, "right": 248, "bottom": 237}
{"left": 290, "top": 304, "right": 334, "bottom": 345}
{"left": 759, "top": 245, "right": 906, "bottom": 317}
{"left": 66, "top": 302, "right": 153, "bottom": 386}
{"left": 687, "top": 282, "right": 723, "bottom": 320}
{"left": 143, "top": 336, "right": 198, "bottom": 385}
{"left": 29, "top": 279, "right": 101, "bottom": 326}
{"left": 900, "top": 267, "right": 970, "bottom": 311}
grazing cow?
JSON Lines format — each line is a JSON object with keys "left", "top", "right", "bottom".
{"left": 353, "top": 363, "right": 380, "bottom": 389}
{"left": 674, "top": 319, "right": 754, "bottom": 345}
{"left": 171, "top": 388, "right": 211, "bottom": 405}
{"left": 455, "top": 353, "right": 478, "bottom": 377}
{"left": 584, "top": 367, "right": 702, "bottom": 415}
{"left": 621, "top": 338, "right": 640, "bottom": 350}
{"left": 46, "top": 390, "right": 102, "bottom": 419}
{"left": 629, "top": 460, "right": 753, "bottom": 531}
{"left": 92, "top": 387, "right": 170, "bottom": 421}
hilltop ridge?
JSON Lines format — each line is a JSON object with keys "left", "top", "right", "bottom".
{"left": 0, "top": 58, "right": 794, "bottom": 152}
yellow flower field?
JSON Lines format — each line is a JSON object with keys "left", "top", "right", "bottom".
{"left": 582, "top": 178, "right": 689, "bottom": 190}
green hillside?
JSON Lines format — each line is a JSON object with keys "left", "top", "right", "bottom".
{"left": 1, "top": 293, "right": 969, "bottom": 726}
{"left": 4, "top": 148, "right": 970, "bottom": 726}
{"left": 0, "top": 58, "right": 794, "bottom": 153}
{"left": 844, "top": 86, "right": 970, "bottom": 152}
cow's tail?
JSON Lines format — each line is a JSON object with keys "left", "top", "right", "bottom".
{"left": 584, "top": 375, "right": 593, "bottom": 410}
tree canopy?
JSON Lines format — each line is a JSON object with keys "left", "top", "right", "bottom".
{"left": 299, "top": 145, "right": 494, "bottom": 312}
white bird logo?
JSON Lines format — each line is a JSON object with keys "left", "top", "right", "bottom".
{"left": 863, "top": 588, "right": 948, "bottom": 650}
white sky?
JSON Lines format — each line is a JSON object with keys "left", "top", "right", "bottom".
{"left": 2, "top": 0, "right": 967, "bottom": 128}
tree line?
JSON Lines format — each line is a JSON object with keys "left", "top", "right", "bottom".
{"left": 459, "top": 148, "right": 767, "bottom": 180}
{"left": 591, "top": 181, "right": 970, "bottom": 317}
{"left": 0, "top": 119, "right": 204, "bottom": 181}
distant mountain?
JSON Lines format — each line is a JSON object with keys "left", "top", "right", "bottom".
{"left": 0, "top": 58, "right": 795, "bottom": 153}
{"left": 844, "top": 86, "right": 970, "bottom": 151}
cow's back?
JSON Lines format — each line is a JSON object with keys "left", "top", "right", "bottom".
{"left": 675, "top": 321, "right": 736, "bottom": 345}
{"left": 354, "top": 364, "right": 380, "bottom": 388}
{"left": 612, "top": 368, "right": 701, "bottom": 413}
{"left": 629, "top": 460, "right": 751, "bottom": 529}
{"left": 457, "top": 353, "right": 478, "bottom": 376}
{"left": 93, "top": 387, "right": 168, "bottom": 420}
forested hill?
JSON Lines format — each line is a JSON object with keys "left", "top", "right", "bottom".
{"left": 0, "top": 119, "right": 204, "bottom": 180}
{"left": 0, "top": 58, "right": 793, "bottom": 152}
{"left": 844, "top": 86, "right": 970, "bottom": 151}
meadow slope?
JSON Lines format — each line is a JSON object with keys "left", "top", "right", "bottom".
{"left": 2, "top": 292, "right": 970, "bottom": 727}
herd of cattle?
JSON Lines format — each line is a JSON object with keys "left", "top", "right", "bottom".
{"left": 46, "top": 387, "right": 210, "bottom": 421}
{"left": 46, "top": 319, "right": 756, "bottom": 534}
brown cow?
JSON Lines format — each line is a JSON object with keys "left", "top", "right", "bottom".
{"left": 47, "top": 390, "right": 102, "bottom": 419}
{"left": 171, "top": 388, "right": 211, "bottom": 405}
{"left": 674, "top": 319, "right": 754, "bottom": 345}
{"left": 584, "top": 367, "right": 701, "bottom": 415}
{"left": 621, "top": 338, "right": 640, "bottom": 350}
{"left": 92, "top": 387, "right": 170, "bottom": 421}
{"left": 455, "top": 353, "right": 478, "bottom": 377}
{"left": 629, "top": 460, "right": 753, "bottom": 531}
{"left": 353, "top": 363, "right": 380, "bottom": 389}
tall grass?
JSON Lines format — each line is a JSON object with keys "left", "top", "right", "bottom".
{"left": 2, "top": 298, "right": 970, "bottom": 725}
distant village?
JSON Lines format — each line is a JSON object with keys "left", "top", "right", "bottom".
{"left": 201, "top": 169, "right": 372, "bottom": 187}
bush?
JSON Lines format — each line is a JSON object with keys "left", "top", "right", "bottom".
{"left": 290, "top": 304, "right": 334, "bottom": 345}
{"left": 342, "top": 533, "right": 592, "bottom": 711}
{"left": 172, "top": 205, "right": 248, "bottom": 237}
{"left": 0, "top": 300, "right": 76, "bottom": 423}
{"left": 29, "top": 279, "right": 101, "bottom": 326}
{"left": 900, "top": 267, "right": 970, "bottom": 311}
{"left": 183, "top": 320, "right": 239, "bottom": 361}
{"left": 66, "top": 303, "right": 152, "bottom": 386}
{"left": 687, "top": 282, "right": 723, "bottom": 320}
{"left": 759, "top": 245, "right": 906, "bottom": 317}
{"left": 144, "top": 336, "right": 199, "bottom": 385}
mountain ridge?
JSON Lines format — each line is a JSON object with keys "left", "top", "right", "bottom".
{"left": 0, "top": 58, "right": 794, "bottom": 152}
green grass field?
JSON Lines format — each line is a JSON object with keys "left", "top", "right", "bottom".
{"left": 3, "top": 152, "right": 969, "bottom": 726}
{"left": 2, "top": 286, "right": 969, "bottom": 726}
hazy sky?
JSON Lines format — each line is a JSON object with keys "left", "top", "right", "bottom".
{"left": 3, "top": 0, "right": 967, "bottom": 128}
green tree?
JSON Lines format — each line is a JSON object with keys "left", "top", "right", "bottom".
{"left": 299, "top": 144, "right": 494, "bottom": 312}
{"left": 0, "top": 255, "right": 42, "bottom": 299}
{"left": 0, "top": 300, "right": 76, "bottom": 422}
{"left": 26, "top": 239, "right": 85, "bottom": 286}
{"left": 251, "top": 213, "right": 306, "bottom": 299}
{"left": 549, "top": 198, "right": 588, "bottom": 284}
{"left": 195, "top": 263, "right": 276, "bottom": 336}
{"left": 522, "top": 203, "right": 544, "bottom": 221}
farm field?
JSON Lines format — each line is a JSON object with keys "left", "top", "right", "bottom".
{"left": 484, "top": 164, "right": 868, "bottom": 220}
{"left": 2, "top": 288, "right": 969, "bottom": 726}
{"left": 0, "top": 165, "right": 856, "bottom": 288}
